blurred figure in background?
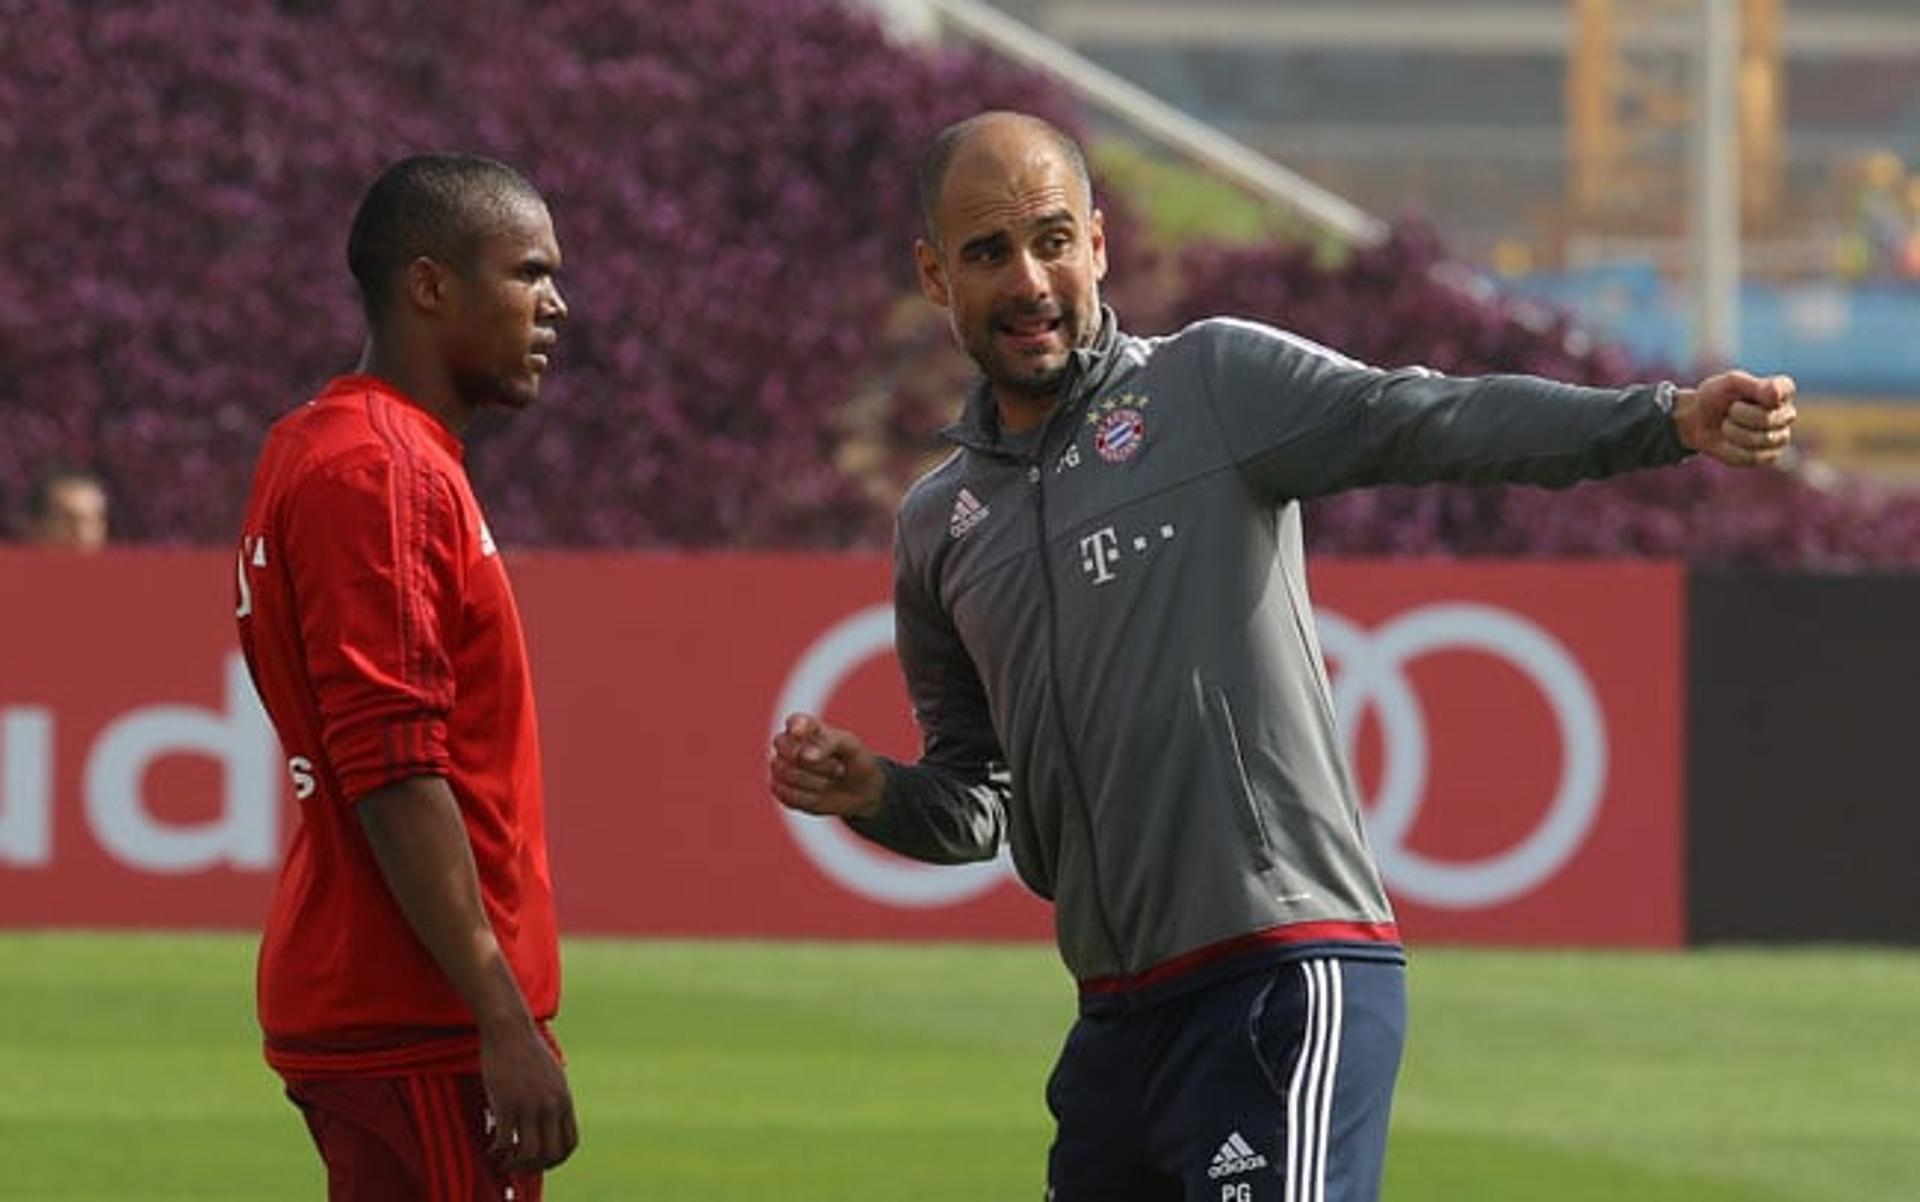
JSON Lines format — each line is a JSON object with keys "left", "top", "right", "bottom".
{"left": 234, "top": 153, "right": 576, "bottom": 1199}
{"left": 772, "top": 110, "right": 1796, "bottom": 1202}
{"left": 26, "top": 466, "right": 109, "bottom": 551}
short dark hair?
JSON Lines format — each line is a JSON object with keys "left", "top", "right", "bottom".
{"left": 346, "top": 153, "right": 543, "bottom": 322}
{"left": 916, "top": 111, "right": 1091, "bottom": 244}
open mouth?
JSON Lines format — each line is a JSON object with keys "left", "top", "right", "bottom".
{"left": 997, "top": 313, "right": 1063, "bottom": 348}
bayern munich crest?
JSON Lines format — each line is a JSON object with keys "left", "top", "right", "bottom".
{"left": 1093, "top": 407, "right": 1146, "bottom": 463}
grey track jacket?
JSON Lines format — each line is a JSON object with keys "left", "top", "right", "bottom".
{"left": 850, "top": 310, "right": 1689, "bottom": 997}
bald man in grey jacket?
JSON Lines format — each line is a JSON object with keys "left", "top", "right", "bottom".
{"left": 770, "top": 111, "right": 1794, "bottom": 1202}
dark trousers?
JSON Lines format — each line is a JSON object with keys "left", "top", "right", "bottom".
{"left": 1046, "top": 957, "right": 1406, "bottom": 1202}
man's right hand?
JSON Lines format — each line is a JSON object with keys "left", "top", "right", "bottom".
{"left": 480, "top": 1018, "right": 578, "bottom": 1174}
{"left": 768, "top": 712, "right": 886, "bottom": 819}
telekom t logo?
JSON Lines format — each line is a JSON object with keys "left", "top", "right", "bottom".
{"left": 1079, "top": 521, "right": 1176, "bottom": 586}
{"left": 1079, "top": 527, "right": 1121, "bottom": 585}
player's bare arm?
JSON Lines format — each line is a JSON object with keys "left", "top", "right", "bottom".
{"left": 358, "top": 775, "right": 578, "bottom": 1173}
{"left": 1671, "top": 370, "right": 1798, "bottom": 468}
{"left": 769, "top": 712, "right": 886, "bottom": 818}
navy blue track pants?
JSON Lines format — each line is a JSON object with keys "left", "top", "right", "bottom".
{"left": 1045, "top": 957, "right": 1406, "bottom": 1202}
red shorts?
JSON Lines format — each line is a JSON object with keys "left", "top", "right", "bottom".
{"left": 285, "top": 1073, "right": 542, "bottom": 1202}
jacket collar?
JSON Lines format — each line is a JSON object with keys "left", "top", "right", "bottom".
{"left": 940, "top": 306, "right": 1126, "bottom": 457}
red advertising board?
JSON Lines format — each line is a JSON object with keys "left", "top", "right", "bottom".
{"left": 1310, "top": 561, "right": 1683, "bottom": 947}
{"left": 0, "top": 549, "right": 1681, "bottom": 946}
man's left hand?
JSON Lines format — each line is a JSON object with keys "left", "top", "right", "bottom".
{"left": 1671, "top": 371, "right": 1797, "bottom": 468}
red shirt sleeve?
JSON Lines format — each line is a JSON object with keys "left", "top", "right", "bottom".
{"left": 283, "top": 447, "right": 467, "bottom": 802}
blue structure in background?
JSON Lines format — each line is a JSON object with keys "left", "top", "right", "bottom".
{"left": 1509, "top": 263, "right": 1920, "bottom": 397}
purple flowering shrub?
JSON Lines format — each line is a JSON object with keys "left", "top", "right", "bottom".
{"left": 1157, "top": 226, "right": 1920, "bottom": 567}
{"left": 0, "top": 0, "right": 1072, "bottom": 546}
{"left": 3, "top": 2, "right": 1914, "bottom": 564}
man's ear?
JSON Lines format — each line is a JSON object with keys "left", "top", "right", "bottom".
{"left": 1090, "top": 208, "right": 1108, "bottom": 284}
{"left": 914, "top": 238, "right": 951, "bottom": 309}
{"left": 403, "top": 256, "right": 451, "bottom": 315}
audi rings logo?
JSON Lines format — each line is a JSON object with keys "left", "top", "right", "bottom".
{"left": 1319, "top": 603, "right": 1607, "bottom": 910}
{"left": 774, "top": 601, "right": 1607, "bottom": 912}
{"left": 770, "top": 605, "right": 1015, "bottom": 907}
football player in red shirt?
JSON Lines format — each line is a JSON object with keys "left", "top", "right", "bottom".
{"left": 235, "top": 153, "right": 575, "bottom": 1200}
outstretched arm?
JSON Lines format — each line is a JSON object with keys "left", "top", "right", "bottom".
{"left": 1199, "top": 320, "right": 1794, "bottom": 499}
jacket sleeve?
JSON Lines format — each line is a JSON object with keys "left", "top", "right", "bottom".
{"left": 283, "top": 452, "right": 465, "bottom": 803}
{"left": 845, "top": 517, "right": 1009, "bottom": 864}
{"left": 1198, "top": 318, "right": 1691, "bottom": 502}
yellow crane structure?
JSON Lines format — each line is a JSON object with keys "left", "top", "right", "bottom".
{"left": 1567, "top": 0, "right": 1782, "bottom": 234}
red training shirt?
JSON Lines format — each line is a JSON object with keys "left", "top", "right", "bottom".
{"left": 235, "top": 374, "right": 559, "bottom": 1078}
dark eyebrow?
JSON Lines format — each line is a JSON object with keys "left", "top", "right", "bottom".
{"left": 957, "top": 209, "right": 1079, "bottom": 259}
{"left": 959, "top": 230, "right": 1010, "bottom": 259}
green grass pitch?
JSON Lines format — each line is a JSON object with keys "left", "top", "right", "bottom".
{"left": 1, "top": 933, "right": 1915, "bottom": 1199}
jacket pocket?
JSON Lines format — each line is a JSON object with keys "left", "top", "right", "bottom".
{"left": 1199, "top": 680, "right": 1279, "bottom": 873}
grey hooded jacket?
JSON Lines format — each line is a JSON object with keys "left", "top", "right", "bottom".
{"left": 850, "top": 311, "right": 1688, "bottom": 997}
